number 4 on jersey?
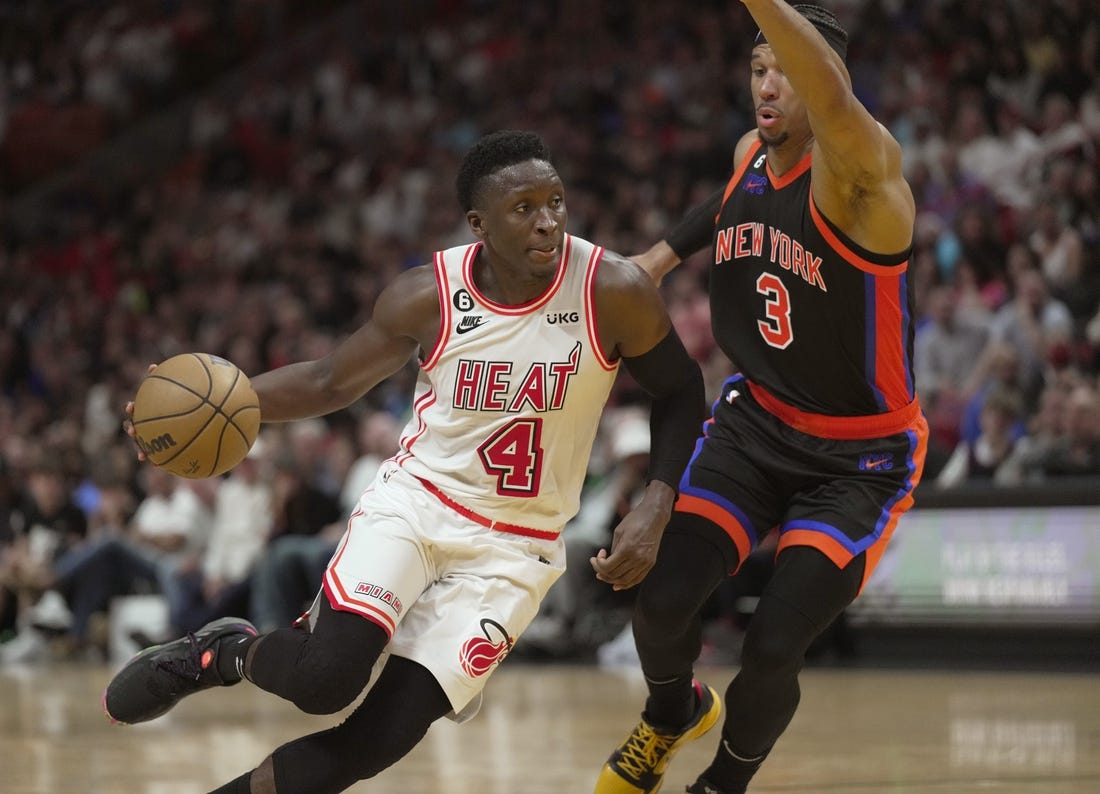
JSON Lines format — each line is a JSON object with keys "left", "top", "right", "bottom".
{"left": 477, "top": 418, "right": 544, "bottom": 496}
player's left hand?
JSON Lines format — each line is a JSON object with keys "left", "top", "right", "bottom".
{"left": 589, "top": 488, "right": 674, "bottom": 590}
{"left": 121, "top": 363, "right": 159, "bottom": 461}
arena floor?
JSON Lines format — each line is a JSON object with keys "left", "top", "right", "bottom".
{"left": 2, "top": 661, "right": 1098, "bottom": 793}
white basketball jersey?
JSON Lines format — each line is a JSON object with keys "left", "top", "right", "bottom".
{"left": 395, "top": 234, "right": 619, "bottom": 535}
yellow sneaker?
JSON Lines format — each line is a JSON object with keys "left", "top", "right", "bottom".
{"left": 594, "top": 680, "right": 721, "bottom": 794}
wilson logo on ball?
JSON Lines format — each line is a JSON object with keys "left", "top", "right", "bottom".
{"left": 137, "top": 432, "right": 178, "bottom": 456}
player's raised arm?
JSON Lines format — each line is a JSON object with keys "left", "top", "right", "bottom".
{"left": 250, "top": 264, "right": 440, "bottom": 422}
{"left": 743, "top": 0, "right": 913, "bottom": 252}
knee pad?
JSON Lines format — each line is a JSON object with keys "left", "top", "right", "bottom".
{"left": 250, "top": 615, "right": 388, "bottom": 715}
{"left": 291, "top": 633, "right": 380, "bottom": 714}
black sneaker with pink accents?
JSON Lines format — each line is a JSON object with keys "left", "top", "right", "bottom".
{"left": 102, "top": 616, "right": 257, "bottom": 725}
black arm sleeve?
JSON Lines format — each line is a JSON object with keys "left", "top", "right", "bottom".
{"left": 665, "top": 187, "right": 723, "bottom": 261}
{"left": 621, "top": 327, "right": 707, "bottom": 493}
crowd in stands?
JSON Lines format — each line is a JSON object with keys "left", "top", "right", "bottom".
{"left": 1, "top": 0, "right": 1099, "bottom": 662}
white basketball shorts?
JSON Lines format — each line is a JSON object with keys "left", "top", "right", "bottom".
{"left": 317, "top": 463, "right": 566, "bottom": 721}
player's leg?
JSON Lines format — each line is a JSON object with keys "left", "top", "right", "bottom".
{"left": 103, "top": 593, "right": 389, "bottom": 725}
{"left": 244, "top": 595, "right": 388, "bottom": 714}
{"left": 688, "top": 420, "right": 926, "bottom": 793}
{"left": 592, "top": 524, "right": 728, "bottom": 794}
{"left": 595, "top": 382, "right": 781, "bottom": 794}
{"left": 211, "top": 654, "right": 452, "bottom": 794}
{"left": 104, "top": 477, "right": 428, "bottom": 725}
{"left": 633, "top": 527, "right": 728, "bottom": 728}
{"left": 689, "top": 546, "right": 863, "bottom": 793}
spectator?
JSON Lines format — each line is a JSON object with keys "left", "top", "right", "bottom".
{"left": 989, "top": 267, "right": 1074, "bottom": 396}
{"left": 1029, "top": 199, "right": 1086, "bottom": 299}
{"left": 1023, "top": 381, "right": 1100, "bottom": 479}
{"left": 0, "top": 456, "right": 88, "bottom": 663}
{"left": 250, "top": 454, "right": 343, "bottom": 633}
{"left": 914, "top": 284, "right": 991, "bottom": 452}
{"left": 936, "top": 387, "right": 1027, "bottom": 487}
{"left": 46, "top": 464, "right": 209, "bottom": 652}
{"left": 339, "top": 409, "right": 402, "bottom": 514}
{"left": 169, "top": 438, "right": 273, "bottom": 634}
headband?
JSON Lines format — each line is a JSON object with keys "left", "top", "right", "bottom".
{"left": 754, "top": 7, "right": 848, "bottom": 60}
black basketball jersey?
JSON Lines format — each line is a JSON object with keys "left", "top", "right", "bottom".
{"left": 710, "top": 140, "right": 916, "bottom": 418}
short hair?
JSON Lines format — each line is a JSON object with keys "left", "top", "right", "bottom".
{"left": 455, "top": 130, "right": 553, "bottom": 212}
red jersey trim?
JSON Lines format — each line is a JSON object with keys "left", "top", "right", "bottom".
{"left": 322, "top": 507, "right": 398, "bottom": 636}
{"left": 463, "top": 236, "right": 572, "bottom": 315}
{"left": 747, "top": 380, "right": 922, "bottom": 440}
{"left": 323, "top": 577, "right": 397, "bottom": 637}
{"left": 395, "top": 389, "right": 436, "bottom": 465}
{"left": 584, "top": 245, "right": 618, "bottom": 372}
{"left": 410, "top": 473, "right": 560, "bottom": 540}
{"left": 871, "top": 274, "right": 913, "bottom": 411}
{"left": 421, "top": 249, "right": 453, "bottom": 370}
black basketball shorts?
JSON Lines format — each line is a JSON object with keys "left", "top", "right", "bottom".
{"left": 671, "top": 375, "right": 928, "bottom": 593}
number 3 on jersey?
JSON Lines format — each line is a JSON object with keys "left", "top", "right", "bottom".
{"left": 477, "top": 418, "right": 544, "bottom": 496}
{"left": 756, "top": 272, "right": 793, "bottom": 349}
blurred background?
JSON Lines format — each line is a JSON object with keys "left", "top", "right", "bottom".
{"left": 0, "top": 0, "right": 1097, "bottom": 672}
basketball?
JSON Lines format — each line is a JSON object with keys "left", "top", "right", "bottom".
{"left": 131, "top": 353, "right": 261, "bottom": 479}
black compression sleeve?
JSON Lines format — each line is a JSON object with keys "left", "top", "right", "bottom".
{"left": 622, "top": 328, "right": 706, "bottom": 492}
{"left": 665, "top": 187, "right": 723, "bottom": 260}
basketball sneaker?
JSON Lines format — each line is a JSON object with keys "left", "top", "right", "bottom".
{"left": 594, "top": 680, "right": 722, "bottom": 794}
{"left": 102, "top": 616, "right": 257, "bottom": 725}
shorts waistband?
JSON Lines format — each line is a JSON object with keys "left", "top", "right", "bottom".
{"left": 410, "top": 473, "right": 560, "bottom": 541}
{"left": 746, "top": 381, "right": 922, "bottom": 440}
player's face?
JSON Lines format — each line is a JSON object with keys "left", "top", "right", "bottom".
{"left": 750, "top": 46, "right": 810, "bottom": 148}
{"left": 468, "top": 159, "right": 567, "bottom": 279}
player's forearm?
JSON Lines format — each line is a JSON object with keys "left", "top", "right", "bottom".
{"left": 623, "top": 329, "right": 707, "bottom": 492}
{"left": 251, "top": 360, "right": 357, "bottom": 422}
{"left": 665, "top": 187, "right": 723, "bottom": 263}
{"left": 631, "top": 241, "right": 681, "bottom": 284}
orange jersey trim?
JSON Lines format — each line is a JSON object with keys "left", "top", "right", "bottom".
{"left": 808, "top": 195, "right": 909, "bottom": 275}
{"left": 747, "top": 380, "right": 921, "bottom": 440}
{"left": 674, "top": 493, "right": 753, "bottom": 572}
{"left": 777, "top": 415, "right": 928, "bottom": 594}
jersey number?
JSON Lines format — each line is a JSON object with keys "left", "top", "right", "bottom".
{"left": 478, "top": 418, "right": 543, "bottom": 497}
{"left": 756, "top": 273, "right": 793, "bottom": 349}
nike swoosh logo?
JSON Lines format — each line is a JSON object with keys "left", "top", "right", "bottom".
{"left": 456, "top": 317, "right": 488, "bottom": 334}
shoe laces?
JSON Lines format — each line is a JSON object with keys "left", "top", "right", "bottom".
{"left": 616, "top": 721, "right": 679, "bottom": 781}
{"left": 157, "top": 633, "right": 204, "bottom": 681}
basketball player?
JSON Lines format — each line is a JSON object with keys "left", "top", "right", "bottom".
{"left": 104, "top": 130, "right": 706, "bottom": 794}
{"left": 594, "top": 3, "right": 927, "bottom": 793}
